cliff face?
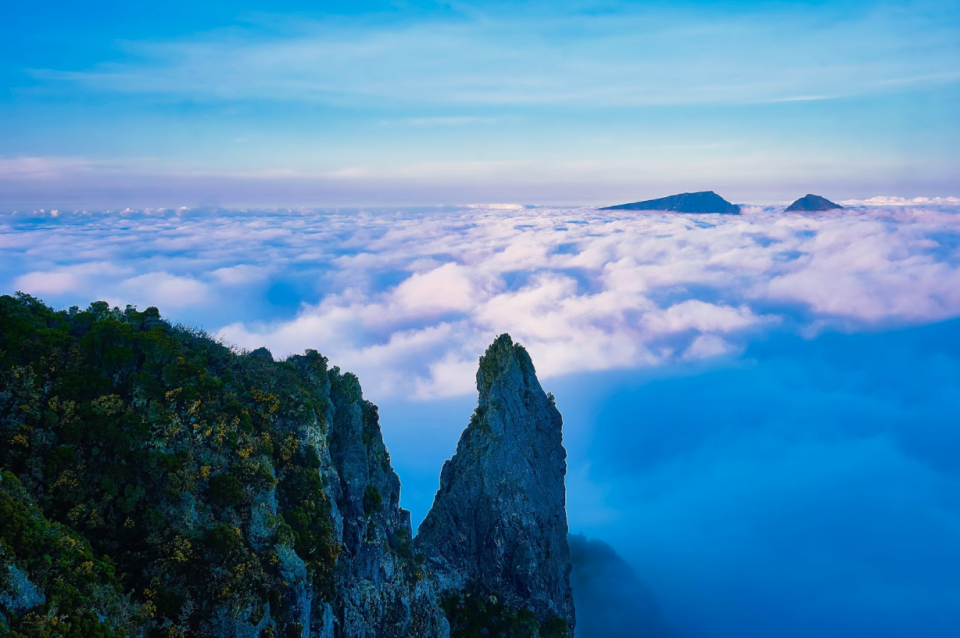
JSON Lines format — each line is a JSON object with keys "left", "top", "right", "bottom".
{"left": 326, "top": 372, "right": 448, "bottom": 638}
{"left": 0, "top": 296, "right": 571, "bottom": 638}
{"left": 416, "top": 335, "right": 575, "bottom": 636}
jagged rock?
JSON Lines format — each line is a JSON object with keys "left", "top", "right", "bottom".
{"left": 600, "top": 191, "right": 740, "bottom": 214}
{"left": 327, "top": 369, "right": 449, "bottom": 638}
{"left": 0, "top": 297, "right": 572, "bottom": 638}
{"left": 416, "top": 335, "right": 575, "bottom": 635}
{"left": 784, "top": 194, "right": 843, "bottom": 212}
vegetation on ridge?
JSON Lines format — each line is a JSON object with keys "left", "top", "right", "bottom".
{"left": 442, "top": 588, "right": 569, "bottom": 638}
{"left": 0, "top": 293, "right": 339, "bottom": 637}
{"left": 1, "top": 294, "right": 575, "bottom": 638}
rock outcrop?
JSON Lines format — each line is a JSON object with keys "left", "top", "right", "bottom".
{"left": 0, "top": 296, "right": 573, "bottom": 638}
{"left": 416, "top": 335, "right": 575, "bottom": 636}
{"left": 784, "top": 194, "right": 843, "bottom": 212}
{"left": 600, "top": 191, "right": 740, "bottom": 214}
{"left": 326, "top": 370, "right": 449, "bottom": 638}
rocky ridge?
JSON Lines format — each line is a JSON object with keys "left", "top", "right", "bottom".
{"left": 0, "top": 295, "right": 572, "bottom": 638}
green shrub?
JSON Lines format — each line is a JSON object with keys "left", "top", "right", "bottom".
{"left": 441, "top": 588, "right": 571, "bottom": 638}
{"left": 208, "top": 472, "right": 247, "bottom": 509}
{"left": 363, "top": 485, "right": 382, "bottom": 515}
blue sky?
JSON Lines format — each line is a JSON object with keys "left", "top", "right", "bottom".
{"left": 3, "top": 3, "right": 960, "bottom": 636}
{"left": 2, "top": 0, "right": 959, "bottom": 208}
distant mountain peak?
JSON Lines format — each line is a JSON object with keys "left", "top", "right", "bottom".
{"left": 785, "top": 194, "right": 843, "bottom": 212}
{"left": 600, "top": 191, "right": 740, "bottom": 214}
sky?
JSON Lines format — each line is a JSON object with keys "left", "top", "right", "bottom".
{"left": 4, "top": 200, "right": 960, "bottom": 636}
{"left": 2, "top": 0, "right": 960, "bottom": 208}
{"left": 3, "top": 1, "right": 960, "bottom": 636}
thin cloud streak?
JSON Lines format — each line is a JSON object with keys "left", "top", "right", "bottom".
{"left": 28, "top": 4, "right": 960, "bottom": 107}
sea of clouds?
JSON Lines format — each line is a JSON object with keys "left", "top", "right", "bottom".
{"left": 4, "top": 200, "right": 960, "bottom": 637}
{"left": 3, "top": 200, "right": 959, "bottom": 400}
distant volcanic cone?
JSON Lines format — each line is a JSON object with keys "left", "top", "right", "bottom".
{"left": 600, "top": 191, "right": 740, "bottom": 214}
{"left": 785, "top": 194, "right": 843, "bottom": 212}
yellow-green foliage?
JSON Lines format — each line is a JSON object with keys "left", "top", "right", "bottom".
{"left": 0, "top": 294, "right": 339, "bottom": 637}
{"left": 441, "top": 588, "right": 570, "bottom": 638}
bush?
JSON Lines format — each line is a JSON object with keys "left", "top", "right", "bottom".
{"left": 363, "top": 485, "right": 382, "bottom": 515}
{"left": 208, "top": 473, "right": 247, "bottom": 510}
{"left": 0, "top": 294, "right": 344, "bottom": 635}
{"left": 441, "top": 588, "right": 571, "bottom": 638}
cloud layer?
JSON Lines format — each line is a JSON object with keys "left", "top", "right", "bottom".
{"left": 4, "top": 200, "right": 960, "bottom": 637}
{"left": 3, "top": 203, "right": 960, "bottom": 399}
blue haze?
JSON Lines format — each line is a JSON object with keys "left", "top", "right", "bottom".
{"left": 384, "top": 321, "right": 960, "bottom": 637}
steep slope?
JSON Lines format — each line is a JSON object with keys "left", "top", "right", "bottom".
{"left": 784, "top": 194, "right": 843, "bottom": 212}
{"left": 0, "top": 294, "right": 445, "bottom": 638}
{"left": 416, "top": 335, "right": 574, "bottom": 637}
{"left": 326, "top": 372, "right": 448, "bottom": 638}
{"left": 600, "top": 191, "right": 740, "bottom": 214}
{"left": 1, "top": 296, "right": 574, "bottom": 638}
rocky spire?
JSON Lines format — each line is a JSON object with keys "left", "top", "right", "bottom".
{"left": 416, "top": 334, "right": 575, "bottom": 634}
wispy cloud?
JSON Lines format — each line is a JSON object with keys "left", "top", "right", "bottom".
{"left": 28, "top": 4, "right": 960, "bottom": 107}
{"left": 0, "top": 156, "right": 109, "bottom": 180}
{"left": 842, "top": 195, "right": 960, "bottom": 206}
{"left": 384, "top": 116, "right": 523, "bottom": 127}
{"left": 5, "top": 151, "right": 956, "bottom": 211}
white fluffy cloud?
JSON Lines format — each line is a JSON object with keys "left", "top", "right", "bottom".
{"left": 391, "top": 263, "right": 482, "bottom": 318}
{"left": 14, "top": 271, "right": 83, "bottom": 295}
{"left": 3, "top": 202, "right": 959, "bottom": 398}
{"left": 117, "top": 272, "right": 210, "bottom": 310}
{"left": 840, "top": 196, "right": 960, "bottom": 206}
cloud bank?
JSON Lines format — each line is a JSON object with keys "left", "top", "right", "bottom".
{"left": 3, "top": 203, "right": 960, "bottom": 400}
{"left": 4, "top": 200, "right": 960, "bottom": 638}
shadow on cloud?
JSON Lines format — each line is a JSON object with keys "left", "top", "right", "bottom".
{"left": 569, "top": 533, "right": 673, "bottom": 638}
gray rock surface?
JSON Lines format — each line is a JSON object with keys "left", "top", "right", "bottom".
{"left": 0, "top": 564, "right": 45, "bottom": 616}
{"left": 1, "top": 334, "right": 569, "bottom": 638}
{"left": 416, "top": 335, "right": 575, "bottom": 634}
{"left": 0, "top": 301, "right": 575, "bottom": 638}
{"left": 327, "top": 369, "right": 449, "bottom": 638}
